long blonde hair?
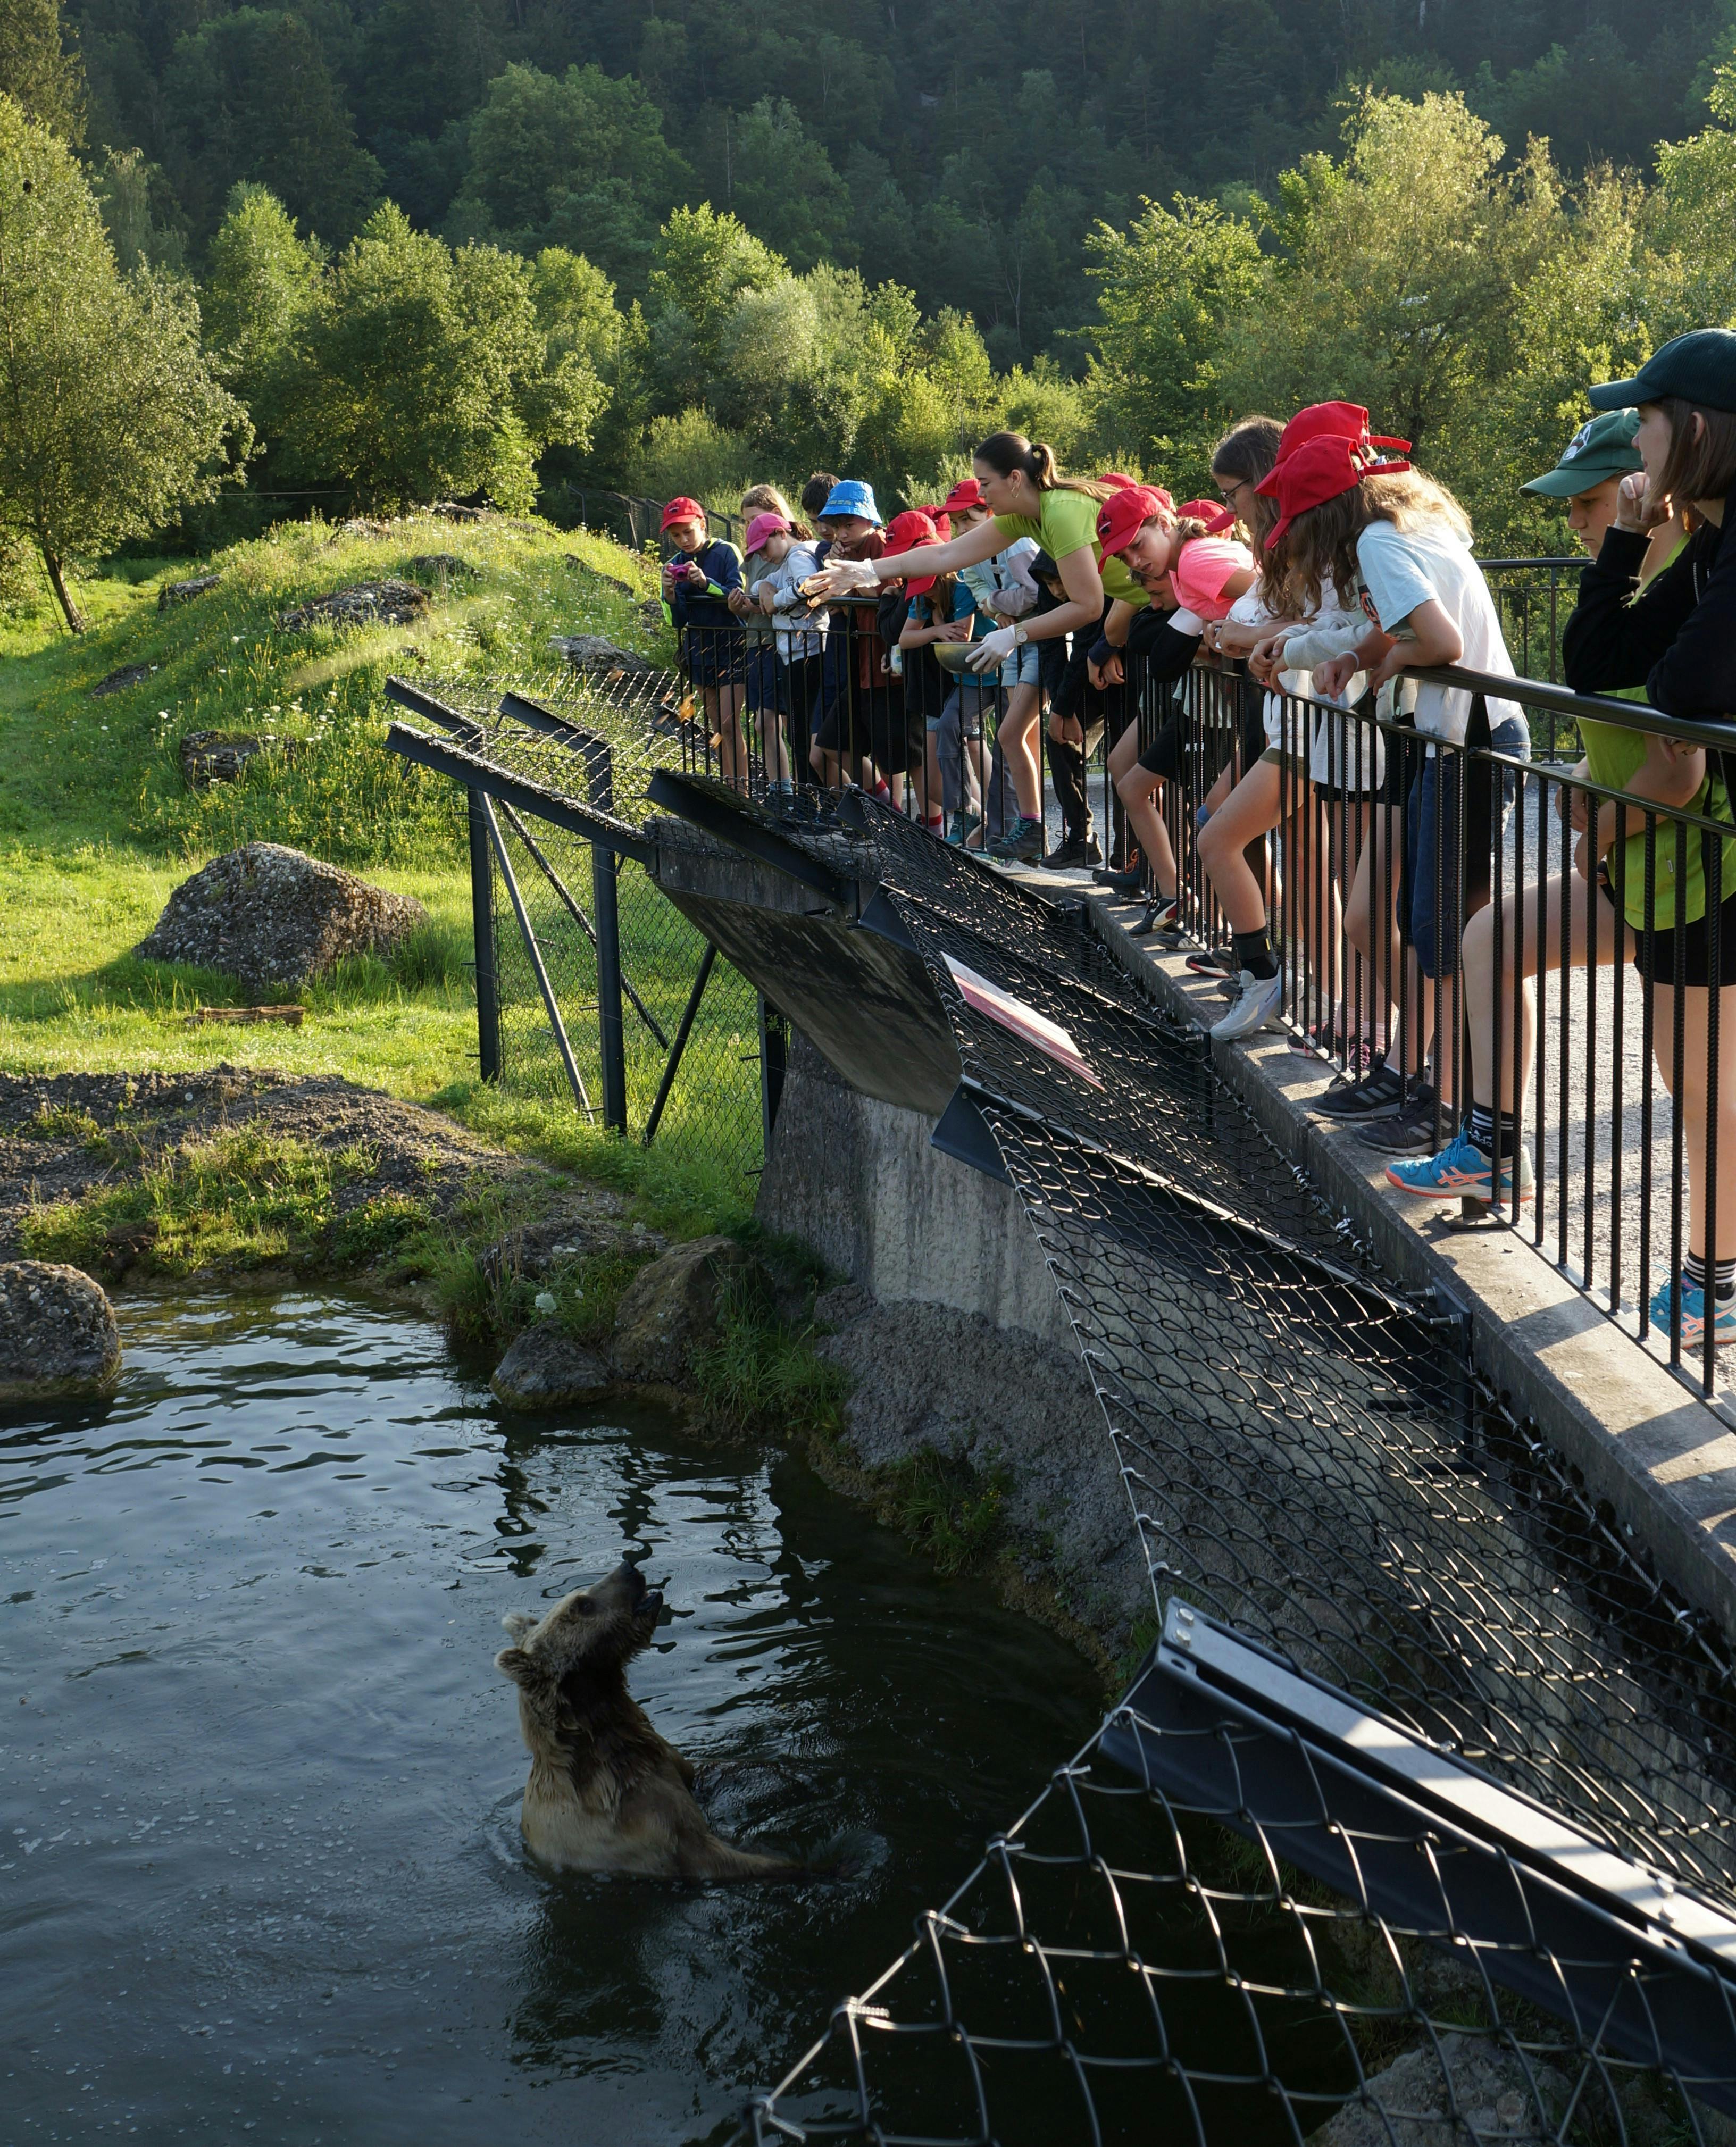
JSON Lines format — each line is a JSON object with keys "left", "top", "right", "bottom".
{"left": 1271, "top": 466, "right": 1470, "bottom": 616}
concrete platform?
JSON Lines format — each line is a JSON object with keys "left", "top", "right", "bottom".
{"left": 1083, "top": 888, "right": 1736, "bottom": 1644}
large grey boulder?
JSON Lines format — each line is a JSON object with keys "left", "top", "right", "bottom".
{"left": 134, "top": 842, "right": 428, "bottom": 993}
{"left": 548, "top": 633, "right": 658, "bottom": 677}
{"left": 158, "top": 572, "right": 220, "bottom": 609}
{"left": 178, "top": 730, "right": 294, "bottom": 789}
{"left": 0, "top": 1262, "right": 121, "bottom": 1400}
{"left": 490, "top": 1326, "right": 611, "bottom": 1411}
{"left": 608, "top": 1235, "right": 773, "bottom": 1385}
{"left": 1309, "top": 2035, "right": 1567, "bottom": 2145}
{"left": 277, "top": 579, "right": 430, "bottom": 632}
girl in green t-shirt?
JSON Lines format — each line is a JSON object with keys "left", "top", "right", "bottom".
{"left": 808, "top": 432, "right": 1116, "bottom": 862}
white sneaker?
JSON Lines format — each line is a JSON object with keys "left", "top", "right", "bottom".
{"left": 1211, "top": 968, "right": 1286, "bottom": 1041}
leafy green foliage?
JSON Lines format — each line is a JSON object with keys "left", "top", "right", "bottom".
{"left": 0, "top": 0, "right": 82, "bottom": 145}
{"left": 1084, "top": 195, "right": 1266, "bottom": 473}
{"left": 445, "top": 61, "right": 688, "bottom": 289}
{"left": 161, "top": 8, "right": 384, "bottom": 244}
{"left": 268, "top": 204, "right": 608, "bottom": 512}
{"left": 0, "top": 98, "right": 248, "bottom": 629}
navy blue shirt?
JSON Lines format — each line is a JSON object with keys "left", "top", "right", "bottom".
{"left": 668, "top": 538, "right": 744, "bottom": 634}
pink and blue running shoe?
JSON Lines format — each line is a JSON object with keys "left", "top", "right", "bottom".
{"left": 1650, "top": 1277, "right": 1736, "bottom": 1350}
{"left": 1386, "top": 1128, "right": 1534, "bottom": 1203}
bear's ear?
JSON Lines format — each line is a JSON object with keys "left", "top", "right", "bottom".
{"left": 495, "top": 1646, "right": 546, "bottom": 1688}
{"left": 500, "top": 1611, "right": 538, "bottom": 1643}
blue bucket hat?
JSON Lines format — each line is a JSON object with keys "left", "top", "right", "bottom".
{"left": 821, "top": 480, "right": 880, "bottom": 523}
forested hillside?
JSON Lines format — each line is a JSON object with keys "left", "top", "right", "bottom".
{"left": 53, "top": 0, "right": 1736, "bottom": 362}
{"left": 3, "top": 0, "right": 1736, "bottom": 624}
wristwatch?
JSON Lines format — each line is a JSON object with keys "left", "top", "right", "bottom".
{"left": 1012, "top": 624, "right": 1029, "bottom": 646}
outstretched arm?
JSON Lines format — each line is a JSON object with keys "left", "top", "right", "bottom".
{"left": 807, "top": 517, "right": 1007, "bottom": 596}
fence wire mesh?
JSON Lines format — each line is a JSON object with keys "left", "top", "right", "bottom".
{"left": 729, "top": 791, "right": 1736, "bottom": 2147}
{"left": 406, "top": 665, "right": 766, "bottom": 1188}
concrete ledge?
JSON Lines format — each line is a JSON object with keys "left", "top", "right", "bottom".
{"left": 1083, "top": 891, "right": 1736, "bottom": 1646}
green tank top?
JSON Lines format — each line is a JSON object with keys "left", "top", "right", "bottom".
{"left": 1575, "top": 535, "right": 1736, "bottom": 932}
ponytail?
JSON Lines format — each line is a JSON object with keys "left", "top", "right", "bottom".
{"left": 974, "top": 431, "right": 1111, "bottom": 503}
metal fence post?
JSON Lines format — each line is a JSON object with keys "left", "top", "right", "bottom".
{"left": 583, "top": 741, "right": 628, "bottom": 1134}
{"left": 467, "top": 789, "right": 500, "bottom": 1082}
{"left": 759, "top": 993, "right": 788, "bottom": 1157}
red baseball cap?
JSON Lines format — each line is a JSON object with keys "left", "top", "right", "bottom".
{"left": 1095, "top": 483, "right": 1176, "bottom": 557}
{"left": 940, "top": 478, "right": 987, "bottom": 515}
{"left": 881, "top": 509, "right": 945, "bottom": 595}
{"left": 1174, "top": 498, "right": 1237, "bottom": 534}
{"left": 1275, "top": 403, "right": 1411, "bottom": 464}
{"left": 660, "top": 495, "right": 705, "bottom": 532}
{"left": 1256, "top": 433, "right": 1411, "bottom": 555}
{"left": 1098, "top": 471, "right": 1139, "bottom": 490}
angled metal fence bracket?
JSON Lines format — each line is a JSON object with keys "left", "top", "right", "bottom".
{"left": 930, "top": 1084, "right": 1013, "bottom": 1184}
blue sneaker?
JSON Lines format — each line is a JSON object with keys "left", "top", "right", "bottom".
{"left": 1649, "top": 1277, "right": 1736, "bottom": 1350}
{"left": 1386, "top": 1127, "right": 1533, "bottom": 1202}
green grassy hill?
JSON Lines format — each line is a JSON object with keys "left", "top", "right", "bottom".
{"left": 0, "top": 513, "right": 667, "bottom": 1110}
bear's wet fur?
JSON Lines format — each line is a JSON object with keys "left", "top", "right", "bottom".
{"left": 496, "top": 1560, "right": 808, "bottom": 1880}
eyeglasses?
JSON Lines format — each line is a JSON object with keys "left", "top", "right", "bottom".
{"left": 1218, "top": 478, "right": 1251, "bottom": 505}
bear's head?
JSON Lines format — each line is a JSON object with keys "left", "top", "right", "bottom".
{"left": 495, "top": 1560, "right": 664, "bottom": 1731}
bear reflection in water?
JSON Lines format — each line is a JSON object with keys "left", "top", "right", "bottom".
{"left": 496, "top": 1560, "right": 813, "bottom": 1881}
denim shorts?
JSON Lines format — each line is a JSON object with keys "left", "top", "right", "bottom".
{"left": 1401, "top": 717, "right": 1530, "bottom": 979}
{"left": 1000, "top": 642, "right": 1040, "bottom": 690}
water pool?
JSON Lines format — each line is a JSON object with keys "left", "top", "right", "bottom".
{"left": 0, "top": 1293, "right": 1106, "bottom": 2146}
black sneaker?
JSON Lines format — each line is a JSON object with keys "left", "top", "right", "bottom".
{"left": 1041, "top": 833, "right": 1098, "bottom": 871}
{"left": 1353, "top": 1090, "right": 1444, "bottom": 1155}
{"left": 1094, "top": 865, "right": 1147, "bottom": 898}
{"left": 1184, "top": 946, "right": 1235, "bottom": 978}
{"left": 1310, "top": 1060, "right": 1410, "bottom": 1122}
{"left": 987, "top": 817, "right": 1044, "bottom": 864}
{"left": 1130, "top": 895, "right": 1181, "bottom": 939}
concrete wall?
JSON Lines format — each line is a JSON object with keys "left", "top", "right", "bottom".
{"left": 756, "top": 1034, "right": 1075, "bottom": 1352}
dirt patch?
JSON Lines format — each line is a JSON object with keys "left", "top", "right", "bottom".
{"left": 0, "top": 1068, "right": 544, "bottom": 1277}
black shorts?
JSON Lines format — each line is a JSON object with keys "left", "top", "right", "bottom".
{"left": 1599, "top": 872, "right": 1736, "bottom": 989}
{"left": 814, "top": 687, "right": 923, "bottom": 776}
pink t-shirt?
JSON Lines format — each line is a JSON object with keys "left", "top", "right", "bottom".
{"left": 1169, "top": 535, "right": 1253, "bottom": 624}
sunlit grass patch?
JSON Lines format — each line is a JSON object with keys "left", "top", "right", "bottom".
{"left": 19, "top": 1121, "right": 426, "bottom": 1278}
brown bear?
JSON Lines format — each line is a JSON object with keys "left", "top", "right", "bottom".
{"left": 496, "top": 1560, "right": 808, "bottom": 1881}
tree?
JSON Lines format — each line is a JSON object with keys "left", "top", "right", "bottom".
{"left": 444, "top": 62, "right": 688, "bottom": 290}
{"left": 273, "top": 204, "right": 608, "bottom": 512}
{"left": 0, "top": 98, "right": 248, "bottom": 630}
{"left": 0, "top": 0, "right": 82, "bottom": 145}
{"left": 1652, "top": 55, "right": 1736, "bottom": 333}
{"left": 644, "top": 204, "right": 786, "bottom": 413}
{"left": 694, "top": 99, "right": 850, "bottom": 272}
{"left": 1082, "top": 194, "right": 1265, "bottom": 477}
{"left": 202, "top": 184, "right": 326, "bottom": 454}
{"left": 1218, "top": 94, "right": 1559, "bottom": 466}
{"left": 163, "top": 10, "right": 383, "bottom": 242}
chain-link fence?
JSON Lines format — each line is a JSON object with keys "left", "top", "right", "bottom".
{"left": 656, "top": 786, "right": 1736, "bottom": 2146}
{"left": 385, "top": 666, "right": 767, "bottom": 1191}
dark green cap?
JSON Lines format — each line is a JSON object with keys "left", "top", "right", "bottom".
{"left": 1522, "top": 409, "right": 1643, "bottom": 498}
{"left": 1589, "top": 329, "right": 1736, "bottom": 416}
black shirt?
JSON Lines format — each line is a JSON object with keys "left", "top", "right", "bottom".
{"left": 1563, "top": 516, "right": 1734, "bottom": 717}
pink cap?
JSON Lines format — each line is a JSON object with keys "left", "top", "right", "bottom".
{"left": 742, "top": 512, "right": 791, "bottom": 555}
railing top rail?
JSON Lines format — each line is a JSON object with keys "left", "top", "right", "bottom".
{"left": 1474, "top": 556, "right": 1582, "bottom": 571}
{"left": 1415, "top": 661, "right": 1736, "bottom": 754}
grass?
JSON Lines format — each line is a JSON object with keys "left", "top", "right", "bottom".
{"left": 690, "top": 1277, "right": 852, "bottom": 1443}
{"left": 0, "top": 510, "right": 764, "bottom": 1237}
{"left": 18, "top": 1120, "right": 430, "bottom": 1279}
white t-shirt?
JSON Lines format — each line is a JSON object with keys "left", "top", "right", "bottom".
{"left": 1354, "top": 519, "right": 1521, "bottom": 745}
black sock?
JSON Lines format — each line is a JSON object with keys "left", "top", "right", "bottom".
{"left": 1232, "top": 929, "right": 1278, "bottom": 981}
{"left": 1465, "top": 1104, "right": 1517, "bottom": 1160}
{"left": 1684, "top": 1251, "right": 1736, "bottom": 1303}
